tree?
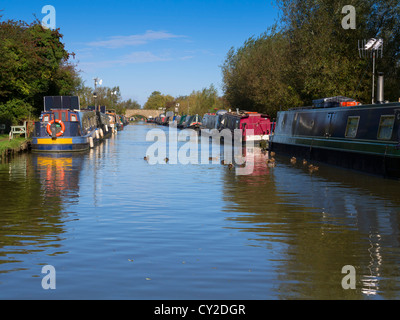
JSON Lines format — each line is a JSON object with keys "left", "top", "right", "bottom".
{"left": 143, "top": 91, "right": 174, "bottom": 110}
{"left": 0, "top": 18, "right": 80, "bottom": 125}
{"left": 221, "top": 0, "right": 400, "bottom": 117}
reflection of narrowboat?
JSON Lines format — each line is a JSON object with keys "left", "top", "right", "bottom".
{"left": 32, "top": 96, "right": 100, "bottom": 152}
{"left": 219, "top": 111, "right": 274, "bottom": 143}
{"left": 270, "top": 75, "right": 400, "bottom": 178}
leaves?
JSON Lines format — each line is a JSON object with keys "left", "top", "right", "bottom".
{"left": 0, "top": 18, "right": 80, "bottom": 124}
{"left": 221, "top": 0, "right": 400, "bottom": 117}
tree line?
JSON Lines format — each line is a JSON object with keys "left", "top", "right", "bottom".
{"left": 0, "top": 17, "right": 141, "bottom": 129}
{"left": 143, "top": 84, "right": 229, "bottom": 116}
{"left": 143, "top": 0, "right": 400, "bottom": 119}
{"left": 221, "top": 0, "right": 400, "bottom": 118}
{"left": 3, "top": 1, "right": 400, "bottom": 128}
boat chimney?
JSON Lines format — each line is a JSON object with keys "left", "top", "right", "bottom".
{"left": 377, "top": 72, "right": 384, "bottom": 104}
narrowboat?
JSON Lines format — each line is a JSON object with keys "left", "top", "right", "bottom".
{"left": 184, "top": 114, "right": 202, "bottom": 130}
{"left": 116, "top": 114, "right": 124, "bottom": 131}
{"left": 177, "top": 115, "right": 188, "bottom": 129}
{"left": 87, "top": 105, "right": 113, "bottom": 139}
{"left": 269, "top": 74, "right": 400, "bottom": 178}
{"left": 96, "top": 111, "right": 113, "bottom": 139}
{"left": 202, "top": 110, "right": 228, "bottom": 130}
{"left": 106, "top": 110, "right": 124, "bottom": 131}
{"left": 32, "top": 96, "right": 100, "bottom": 152}
{"left": 106, "top": 110, "right": 118, "bottom": 133}
{"left": 146, "top": 116, "right": 155, "bottom": 124}
{"left": 219, "top": 111, "right": 274, "bottom": 143}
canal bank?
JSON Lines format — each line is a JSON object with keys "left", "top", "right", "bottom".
{"left": 0, "top": 136, "right": 31, "bottom": 162}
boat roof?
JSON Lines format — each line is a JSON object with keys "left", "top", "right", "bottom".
{"left": 44, "top": 96, "right": 80, "bottom": 111}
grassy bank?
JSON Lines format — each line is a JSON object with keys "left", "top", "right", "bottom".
{"left": 0, "top": 134, "right": 31, "bottom": 159}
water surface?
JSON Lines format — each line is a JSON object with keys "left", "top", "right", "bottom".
{"left": 1, "top": 123, "right": 400, "bottom": 300}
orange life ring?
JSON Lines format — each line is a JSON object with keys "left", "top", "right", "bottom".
{"left": 46, "top": 119, "right": 65, "bottom": 137}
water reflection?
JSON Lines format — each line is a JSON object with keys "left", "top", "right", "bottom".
{"left": 0, "top": 152, "right": 84, "bottom": 273}
{"left": 222, "top": 148, "right": 400, "bottom": 299}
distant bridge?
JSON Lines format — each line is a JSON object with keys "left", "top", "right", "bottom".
{"left": 125, "top": 109, "right": 163, "bottom": 119}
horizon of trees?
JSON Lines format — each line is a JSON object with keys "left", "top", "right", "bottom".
{"left": 0, "top": 16, "right": 142, "bottom": 129}
{"left": 142, "top": 84, "right": 230, "bottom": 116}
{"left": 2, "top": 1, "right": 400, "bottom": 127}
{"left": 221, "top": 0, "right": 400, "bottom": 118}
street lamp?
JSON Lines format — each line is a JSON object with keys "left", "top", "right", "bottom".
{"left": 93, "top": 77, "right": 103, "bottom": 111}
{"left": 358, "top": 38, "right": 383, "bottom": 104}
{"left": 93, "top": 92, "right": 97, "bottom": 110}
{"left": 111, "top": 90, "right": 117, "bottom": 110}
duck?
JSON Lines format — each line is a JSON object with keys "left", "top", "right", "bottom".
{"left": 144, "top": 156, "right": 149, "bottom": 161}
{"left": 228, "top": 163, "right": 234, "bottom": 170}
{"left": 290, "top": 157, "right": 297, "bottom": 164}
{"left": 270, "top": 152, "right": 276, "bottom": 157}
{"left": 164, "top": 157, "right": 169, "bottom": 163}
{"left": 308, "top": 164, "right": 319, "bottom": 173}
{"left": 221, "top": 160, "right": 226, "bottom": 165}
{"left": 267, "top": 160, "right": 276, "bottom": 168}
{"left": 266, "top": 158, "right": 276, "bottom": 168}
{"left": 303, "top": 159, "right": 308, "bottom": 165}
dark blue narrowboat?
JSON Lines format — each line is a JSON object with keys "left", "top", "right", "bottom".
{"left": 32, "top": 96, "right": 101, "bottom": 152}
{"left": 270, "top": 74, "right": 400, "bottom": 178}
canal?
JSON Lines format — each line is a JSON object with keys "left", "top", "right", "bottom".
{"left": 1, "top": 123, "right": 400, "bottom": 300}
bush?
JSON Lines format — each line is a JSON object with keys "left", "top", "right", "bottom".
{"left": 0, "top": 99, "right": 33, "bottom": 131}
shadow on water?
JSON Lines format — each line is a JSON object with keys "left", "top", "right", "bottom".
{"left": 222, "top": 150, "right": 400, "bottom": 299}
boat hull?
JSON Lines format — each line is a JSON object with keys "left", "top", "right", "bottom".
{"left": 270, "top": 102, "right": 400, "bottom": 178}
{"left": 31, "top": 137, "right": 90, "bottom": 153}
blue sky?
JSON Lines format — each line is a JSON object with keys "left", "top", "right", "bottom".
{"left": 1, "top": 0, "right": 280, "bottom": 106}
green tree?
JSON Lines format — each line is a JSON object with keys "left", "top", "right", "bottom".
{"left": 221, "top": 0, "right": 400, "bottom": 117}
{"left": 0, "top": 18, "right": 80, "bottom": 125}
{"left": 143, "top": 91, "right": 174, "bottom": 110}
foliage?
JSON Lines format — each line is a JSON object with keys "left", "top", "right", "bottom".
{"left": 143, "top": 91, "right": 174, "bottom": 110}
{"left": 0, "top": 99, "right": 33, "bottom": 129}
{"left": 221, "top": 0, "right": 400, "bottom": 117}
{"left": 0, "top": 18, "right": 80, "bottom": 124}
{"left": 142, "top": 85, "right": 228, "bottom": 117}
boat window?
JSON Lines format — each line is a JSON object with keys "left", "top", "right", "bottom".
{"left": 61, "top": 112, "right": 67, "bottom": 122}
{"left": 71, "top": 114, "right": 78, "bottom": 122}
{"left": 345, "top": 116, "right": 360, "bottom": 138}
{"left": 377, "top": 115, "right": 395, "bottom": 140}
{"left": 43, "top": 115, "right": 50, "bottom": 122}
{"left": 235, "top": 120, "right": 240, "bottom": 129}
{"left": 54, "top": 113, "right": 60, "bottom": 120}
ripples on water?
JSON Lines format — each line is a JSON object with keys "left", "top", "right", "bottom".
{"left": 1, "top": 123, "right": 400, "bottom": 299}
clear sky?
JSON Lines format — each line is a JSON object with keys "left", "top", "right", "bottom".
{"left": 0, "top": 0, "right": 280, "bottom": 106}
